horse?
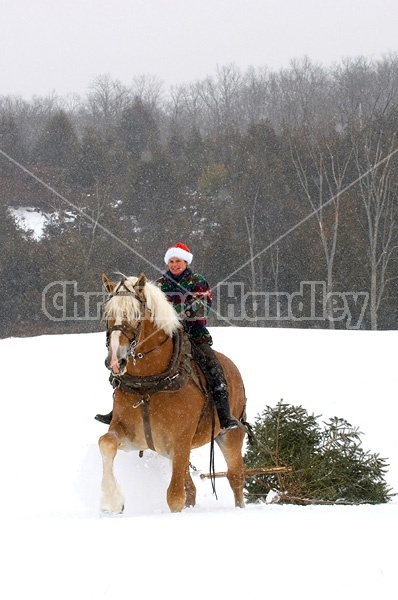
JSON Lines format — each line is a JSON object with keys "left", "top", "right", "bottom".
{"left": 98, "top": 272, "right": 249, "bottom": 514}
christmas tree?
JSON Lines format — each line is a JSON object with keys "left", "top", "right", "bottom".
{"left": 244, "top": 401, "right": 392, "bottom": 504}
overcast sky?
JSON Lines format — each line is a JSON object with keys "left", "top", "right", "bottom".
{"left": 1, "top": 0, "right": 397, "bottom": 99}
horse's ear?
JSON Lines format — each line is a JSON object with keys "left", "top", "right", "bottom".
{"left": 102, "top": 274, "right": 115, "bottom": 294}
{"left": 134, "top": 273, "right": 147, "bottom": 299}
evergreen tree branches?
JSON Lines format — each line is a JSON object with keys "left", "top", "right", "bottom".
{"left": 244, "top": 401, "right": 391, "bottom": 504}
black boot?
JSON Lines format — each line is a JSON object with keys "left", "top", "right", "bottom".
{"left": 192, "top": 342, "right": 239, "bottom": 431}
{"left": 212, "top": 384, "right": 240, "bottom": 431}
{"left": 94, "top": 410, "right": 113, "bottom": 424}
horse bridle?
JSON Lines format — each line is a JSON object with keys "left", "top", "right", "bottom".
{"left": 104, "top": 279, "right": 168, "bottom": 365}
{"left": 106, "top": 322, "right": 141, "bottom": 353}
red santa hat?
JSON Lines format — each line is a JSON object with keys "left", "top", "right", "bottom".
{"left": 164, "top": 242, "right": 193, "bottom": 265}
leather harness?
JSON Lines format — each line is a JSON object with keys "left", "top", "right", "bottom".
{"left": 108, "top": 326, "right": 209, "bottom": 451}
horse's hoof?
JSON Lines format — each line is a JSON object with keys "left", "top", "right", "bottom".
{"left": 100, "top": 506, "right": 124, "bottom": 518}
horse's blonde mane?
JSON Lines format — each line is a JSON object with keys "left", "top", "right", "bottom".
{"left": 103, "top": 276, "right": 181, "bottom": 337}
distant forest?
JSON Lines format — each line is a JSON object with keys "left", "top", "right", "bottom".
{"left": 1, "top": 55, "right": 397, "bottom": 337}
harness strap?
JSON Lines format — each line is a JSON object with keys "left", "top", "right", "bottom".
{"left": 109, "top": 329, "right": 223, "bottom": 454}
{"left": 109, "top": 328, "right": 190, "bottom": 394}
{"left": 140, "top": 396, "right": 156, "bottom": 451}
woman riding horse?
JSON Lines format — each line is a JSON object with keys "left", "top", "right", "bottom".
{"left": 96, "top": 242, "right": 239, "bottom": 431}
{"left": 98, "top": 271, "right": 248, "bottom": 513}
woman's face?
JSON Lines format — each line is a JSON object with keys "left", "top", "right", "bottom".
{"left": 168, "top": 257, "right": 187, "bottom": 277}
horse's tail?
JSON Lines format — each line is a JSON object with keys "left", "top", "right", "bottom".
{"left": 239, "top": 417, "right": 257, "bottom": 445}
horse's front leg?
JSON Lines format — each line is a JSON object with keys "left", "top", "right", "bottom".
{"left": 167, "top": 450, "right": 191, "bottom": 512}
{"left": 99, "top": 431, "right": 125, "bottom": 515}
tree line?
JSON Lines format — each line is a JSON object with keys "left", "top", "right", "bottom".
{"left": 0, "top": 55, "right": 397, "bottom": 337}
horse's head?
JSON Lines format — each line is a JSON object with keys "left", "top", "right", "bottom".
{"left": 102, "top": 273, "right": 181, "bottom": 375}
{"left": 102, "top": 273, "right": 147, "bottom": 375}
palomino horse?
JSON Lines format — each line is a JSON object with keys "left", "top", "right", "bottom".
{"left": 99, "top": 273, "right": 248, "bottom": 513}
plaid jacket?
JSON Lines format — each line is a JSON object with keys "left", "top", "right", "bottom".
{"left": 156, "top": 268, "right": 213, "bottom": 345}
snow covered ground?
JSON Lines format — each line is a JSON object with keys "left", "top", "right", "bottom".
{"left": 0, "top": 327, "right": 396, "bottom": 599}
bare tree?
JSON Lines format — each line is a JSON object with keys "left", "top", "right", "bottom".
{"left": 291, "top": 130, "right": 352, "bottom": 328}
{"left": 86, "top": 74, "right": 130, "bottom": 130}
{"left": 333, "top": 55, "right": 398, "bottom": 130}
{"left": 194, "top": 64, "right": 243, "bottom": 132}
{"left": 244, "top": 187, "right": 260, "bottom": 326}
{"left": 273, "top": 57, "right": 333, "bottom": 131}
{"left": 130, "top": 74, "right": 164, "bottom": 108}
{"left": 167, "top": 81, "right": 205, "bottom": 135}
{"left": 351, "top": 126, "right": 398, "bottom": 329}
{"left": 239, "top": 66, "right": 271, "bottom": 128}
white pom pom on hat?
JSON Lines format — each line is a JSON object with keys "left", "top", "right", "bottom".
{"left": 164, "top": 242, "right": 193, "bottom": 265}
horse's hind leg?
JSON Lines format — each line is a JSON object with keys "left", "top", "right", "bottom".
{"left": 184, "top": 467, "right": 196, "bottom": 508}
{"left": 98, "top": 431, "right": 125, "bottom": 515}
{"left": 216, "top": 430, "right": 246, "bottom": 508}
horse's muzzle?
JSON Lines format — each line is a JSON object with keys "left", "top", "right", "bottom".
{"left": 105, "top": 357, "right": 128, "bottom": 375}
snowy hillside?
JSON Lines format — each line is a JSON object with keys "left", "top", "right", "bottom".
{"left": 8, "top": 206, "right": 51, "bottom": 239}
